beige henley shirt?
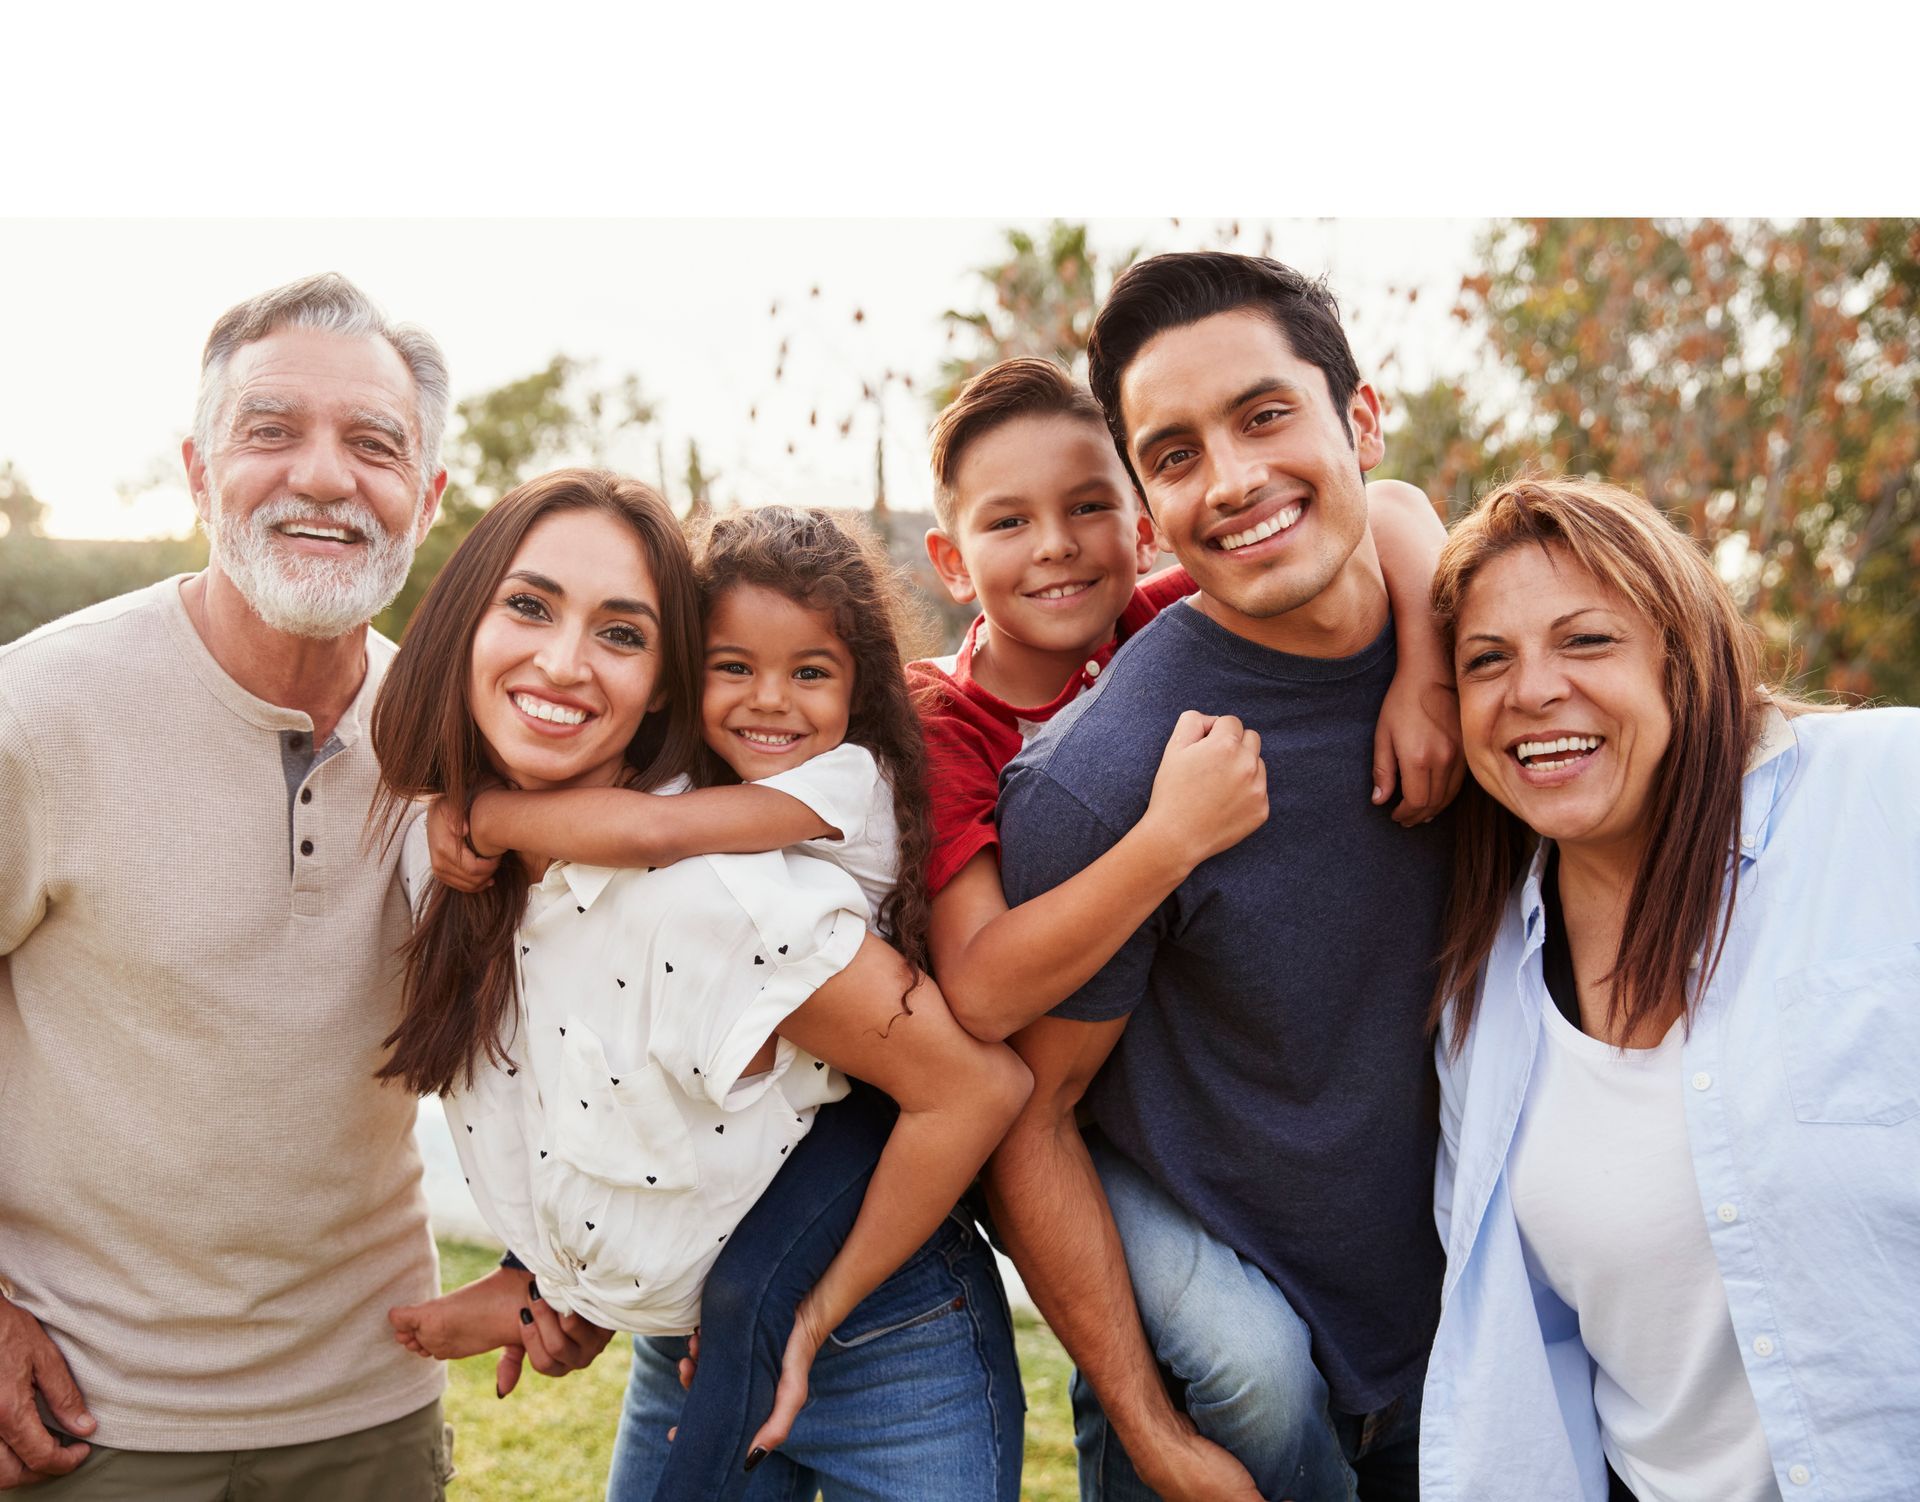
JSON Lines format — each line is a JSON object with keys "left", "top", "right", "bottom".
{"left": 0, "top": 577, "right": 443, "bottom": 1451}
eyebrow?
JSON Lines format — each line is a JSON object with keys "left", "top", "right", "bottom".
{"left": 705, "top": 642, "right": 845, "bottom": 663}
{"left": 346, "top": 406, "right": 411, "bottom": 451}
{"left": 1460, "top": 607, "right": 1613, "bottom": 644}
{"left": 505, "top": 570, "right": 660, "bottom": 622}
{"left": 1130, "top": 376, "right": 1306, "bottom": 460}
{"left": 228, "top": 394, "right": 299, "bottom": 429}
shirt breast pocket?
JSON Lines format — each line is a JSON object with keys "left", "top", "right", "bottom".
{"left": 551, "top": 1027, "right": 700, "bottom": 1189}
{"left": 1774, "top": 941, "right": 1920, "bottom": 1125}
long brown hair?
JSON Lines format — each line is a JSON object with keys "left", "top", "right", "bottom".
{"left": 372, "top": 469, "right": 704, "bottom": 1096}
{"left": 691, "top": 505, "right": 938, "bottom": 987}
{"left": 1430, "top": 476, "right": 1802, "bottom": 1053}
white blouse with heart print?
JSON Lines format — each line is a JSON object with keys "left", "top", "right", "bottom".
{"left": 403, "top": 794, "right": 862, "bottom": 1334}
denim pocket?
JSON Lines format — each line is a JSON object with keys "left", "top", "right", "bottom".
{"left": 1775, "top": 940, "right": 1920, "bottom": 1125}
{"left": 827, "top": 1219, "right": 968, "bottom": 1349}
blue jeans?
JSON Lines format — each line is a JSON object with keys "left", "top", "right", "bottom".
{"left": 605, "top": 1083, "right": 1023, "bottom": 1502}
{"left": 1072, "top": 1139, "right": 1420, "bottom": 1502}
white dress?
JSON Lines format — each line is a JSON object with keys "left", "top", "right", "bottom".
{"left": 403, "top": 760, "right": 896, "bottom": 1334}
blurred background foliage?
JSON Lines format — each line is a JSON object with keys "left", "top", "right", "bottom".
{"left": 5, "top": 218, "right": 1916, "bottom": 700}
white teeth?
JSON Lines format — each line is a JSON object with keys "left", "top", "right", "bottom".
{"left": 1218, "top": 504, "right": 1303, "bottom": 552}
{"left": 738, "top": 730, "right": 800, "bottom": 747}
{"left": 280, "top": 524, "right": 355, "bottom": 542}
{"left": 512, "top": 692, "right": 587, "bottom": 725}
{"left": 1516, "top": 735, "right": 1603, "bottom": 766}
{"left": 1031, "top": 583, "right": 1089, "bottom": 600}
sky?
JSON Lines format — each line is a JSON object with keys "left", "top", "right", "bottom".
{"left": 0, "top": 218, "right": 1487, "bottom": 539}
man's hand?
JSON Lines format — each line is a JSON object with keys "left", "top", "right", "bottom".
{"left": 1372, "top": 673, "right": 1464, "bottom": 828}
{"left": 426, "top": 794, "right": 500, "bottom": 894}
{"left": 1127, "top": 1412, "right": 1266, "bottom": 1502}
{"left": 0, "top": 1298, "right": 94, "bottom": 1489}
{"left": 1143, "top": 711, "right": 1269, "bottom": 869}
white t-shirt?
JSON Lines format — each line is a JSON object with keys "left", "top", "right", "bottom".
{"left": 756, "top": 742, "right": 900, "bottom": 933}
{"left": 1508, "top": 1004, "right": 1780, "bottom": 1502}
{"left": 404, "top": 797, "right": 859, "bottom": 1334}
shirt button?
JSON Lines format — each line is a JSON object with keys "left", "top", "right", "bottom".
{"left": 1753, "top": 1335, "right": 1775, "bottom": 1357}
{"left": 300, "top": 839, "right": 315, "bottom": 857}
{"left": 1084, "top": 659, "right": 1102, "bottom": 679}
{"left": 1688, "top": 950, "right": 1703, "bottom": 971}
{"left": 1740, "top": 834, "right": 1756, "bottom": 851}
{"left": 1788, "top": 1464, "right": 1811, "bottom": 1485}
{"left": 300, "top": 788, "right": 313, "bottom": 805}
{"left": 1717, "top": 1202, "right": 1739, "bottom": 1223}
{"left": 1691, "top": 1071, "right": 1712, "bottom": 1091}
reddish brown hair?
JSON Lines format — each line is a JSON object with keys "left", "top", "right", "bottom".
{"left": 1430, "top": 476, "right": 1807, "bottom": 1052}
{"left": 692, "top": 505, "right": 937, "bottom": 989}
{"left": 928, "top": 357, "right": 1114, "bottom": 531}
{"left": 371, "top": 469, "right": 704, "bottom": 1096}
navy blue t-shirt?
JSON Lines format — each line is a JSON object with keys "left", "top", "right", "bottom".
{"left": 998, "top": 600, "right": 1449, "bottom": 1414}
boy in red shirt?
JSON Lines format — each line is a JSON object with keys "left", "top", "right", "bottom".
{"left": 913, "top": 356, "right": 1459, "bottom": 1042}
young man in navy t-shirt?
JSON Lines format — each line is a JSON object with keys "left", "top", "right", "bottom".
{"left": 990, "top": 252, "right": 1458, "bottom": 1502}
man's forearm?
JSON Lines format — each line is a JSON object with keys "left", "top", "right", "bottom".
{"left": 983, "top": 1108, "right": 1181, "bottom": 1455}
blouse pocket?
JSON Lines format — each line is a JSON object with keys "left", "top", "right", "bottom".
{"left": 551, "top": 1027, "right": 700, "bottom": 1189}
{"left": 1774, "top": 941, "right": 1920, "bottom": 1125}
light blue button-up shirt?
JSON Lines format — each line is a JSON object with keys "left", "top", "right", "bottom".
{"left": 1422, "top": 707, "right": 1920, "bottom": 1502}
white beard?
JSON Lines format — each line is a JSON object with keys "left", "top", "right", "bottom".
{"left": 207, "top": 483, "right": 420, "bottom": 640}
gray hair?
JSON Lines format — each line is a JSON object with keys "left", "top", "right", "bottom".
{"left": 192, "top": 272, "right": 451, "bottom": 492}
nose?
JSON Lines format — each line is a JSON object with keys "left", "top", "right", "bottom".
{"left": 1031, "top": 513, "right": 1079, "bottom": 564}
{"left": 283, "top": 434, "right": 357, "bottom": 504}
{"left": 1506, "top": 646, "right": 1570, "bottom": 714}
{"left": 749, "top": 671, "right": 790, "bottom": 711}
{"left": 532, "top": 624, "right": 593, "bottom": 687}
{"left": 1203, "top": 437, "right": 1267, "bottom": 514}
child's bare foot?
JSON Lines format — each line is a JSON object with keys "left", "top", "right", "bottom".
{"left": 389, "top": 1267, "right": 531, "bottom": 1360}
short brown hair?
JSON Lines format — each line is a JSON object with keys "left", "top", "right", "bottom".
{"left": 928, "top": 358, "right": 1111, "bottom": 531}
{"left": 1429, "top": 476, "right": 1814, "bottom": 1055}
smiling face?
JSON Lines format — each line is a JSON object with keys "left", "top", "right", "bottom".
{"left": 929, "top": 412, "right": 1158, "bottom": 671}
{"left": 1454, "top": 542, "right": 1673, "bottom": 860}
{"left": 700, "top": 584, "right": 855, "bottom": 781}
{"left": 466, "top": 507, "right": 667, "bottom": 792}
{"left": 1118, "top": 309, "right": 1383, "bottom": 650}
{"left": 189, "top": 325, "right": 442, "bottom": 638}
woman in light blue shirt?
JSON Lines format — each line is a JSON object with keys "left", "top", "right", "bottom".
{"left": 1419, "top": 476, "right": 1919, "bottom": 1502}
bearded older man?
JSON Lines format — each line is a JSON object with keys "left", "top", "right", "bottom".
{"left": 0, "top": 274, "right": 482, "bottom": 1499}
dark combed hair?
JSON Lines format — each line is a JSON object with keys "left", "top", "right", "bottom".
{"left": 1428, "top": 476, "right": 1819, "bottom": 1054}
{"left": 371, "top": 469, "right": 705, "bottom": 1097}
{"left": 1086, "top": 251, "right": 1362, "bottom": 490}
{"left": 691, "top": 505, "right": 938, "bottom": 990}
{"left": 927, "top": 357, "right": 1113, "bottom": 529}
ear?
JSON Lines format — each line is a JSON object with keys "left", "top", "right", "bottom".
{"left": 1131, "top": 503, "right": 1159, "bottom": 576}
{"left": 1349, "top": 382, "right": 1386, "bottom": 474}
{"left": 414, "top": 468, "right": 450, "bottom": 546}
{"left": 924, "top": 527, "right": 978, "bottom": 606}
{"left": 183, "top": 438, "right": 213, "bottom": 523}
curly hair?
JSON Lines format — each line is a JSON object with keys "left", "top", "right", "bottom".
{"left": 691, "top": 506, "right": 938, "bottom": 990}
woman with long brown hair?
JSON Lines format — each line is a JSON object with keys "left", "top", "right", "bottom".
{"left": 368, "top": 471, "right": 1030, "bottom": 1491}
{"left": 1419, "top": 476, "right": 1920, "bottom": 1502}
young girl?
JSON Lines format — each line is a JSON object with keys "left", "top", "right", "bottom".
{"left": 371, "top": 475, "right": 1031, "bottom": 1486}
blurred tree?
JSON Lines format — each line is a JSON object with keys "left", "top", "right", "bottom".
{"left": 0, "top": 462, "right": 46, "bottom": 539}
{"left": 1454, "top": 217, "right": 1920, "bottom": 699}
{"left": 933, "top": 222, "right": 1140, "bottom": 408}
{"left": 376, "top": 358, "right": 658, "bottom": 638}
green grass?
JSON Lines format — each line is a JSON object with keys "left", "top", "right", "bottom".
{"left": 437, "top": 1239, "right": 1079, "bottom": 1502}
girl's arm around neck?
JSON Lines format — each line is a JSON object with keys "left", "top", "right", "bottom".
{"left": 469, "top": 783, "right": 838, "bottom": 868}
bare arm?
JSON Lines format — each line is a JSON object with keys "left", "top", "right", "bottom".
{"left": 1364, "top": 477, "right": 1463, "bottom": 826}
{"left": 985, "top": 1017, "right": 1261, "bottom": 1502}
{"left": 468, "top": 783, "right": 836, "bottom": 867}
{"left": 933, "top": 711, "right": 1268, "bottom": 1043}
{"left": 745, "top": 934, "right": 1033, "bottom": 1455}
